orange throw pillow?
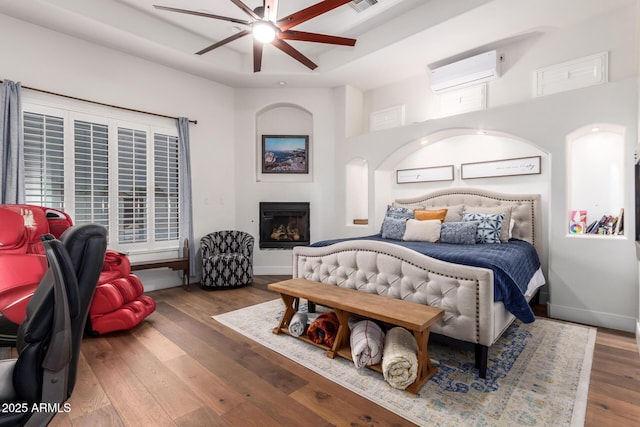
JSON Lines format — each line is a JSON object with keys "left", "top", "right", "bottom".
{"left": 414, "top": 208, "right": 448, "bottom": 222}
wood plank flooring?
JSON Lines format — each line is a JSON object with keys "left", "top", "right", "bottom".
{"left": 45, "top": 276, "right": 640, "bottom": 426}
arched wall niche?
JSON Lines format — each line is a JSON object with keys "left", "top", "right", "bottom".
{"left": 368, "top": 128, "right": 551, "bottom": 274}
{"left": 345, "top": 157, "right": 368, "bottom": 226}
{"left": 255, "top": 102, "right": 313, "bottom": 183}
{"left": 566, "top": 123, "right": 625, "bottom": 237}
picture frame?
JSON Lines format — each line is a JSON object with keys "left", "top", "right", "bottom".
{"left": 396, "top": 165, "right": 454, "bottom": 184}
{"left": 461, "top": 155, "right": 541, "bottom": 179}
{"left": 261, "top": 135, "right": 309, "bottom": 174}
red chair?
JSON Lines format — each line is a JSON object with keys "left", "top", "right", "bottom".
{"left": 0, "top": 204, "right": 155, "bottom": 343}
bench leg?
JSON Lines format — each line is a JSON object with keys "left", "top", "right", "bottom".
{"left": 405, "top": 328, "right": 437, "bottom": 394}
{"left": 273, "top": 295, "right": 296, "bottom": 335}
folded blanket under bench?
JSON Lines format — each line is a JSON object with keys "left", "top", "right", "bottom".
{"left": 307, "top": 311, "right": 339, "bottom": 347}
{"left": 382, "top": 327, "right": 418, "bottom": 390}
{"left": 350, "top": 320, "right": 385, "bottom": 368}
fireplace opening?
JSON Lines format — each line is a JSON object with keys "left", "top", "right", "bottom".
{"left": 259, "top": 202, "right": 310, "bottom": 249}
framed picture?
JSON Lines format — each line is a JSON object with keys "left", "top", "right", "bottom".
{"left": 262, "top": 135, "right": 309, "bottom": 174}
{"left": 461, "top": 155, "right": 541, "bottom": 179}
{"left": 396, "top": 165, "right": 454, "bottom": 184}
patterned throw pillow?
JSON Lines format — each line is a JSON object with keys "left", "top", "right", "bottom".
{"left": 380, "top": 205, "right": 414, "bottom": 238}
{"left": 385, "top": 205, "right": 413, "bottom": 219}
{"left": 381, "top": 216, "right": 408, "bottom": 240}
{"left": 464, "top": 205, "right": 513, "bottom": 242}
{"left": 440, "top": 222, "right": 478, "bottom": 244}
{"left": 462, "top": 212, "right": 505, "bottom": 244}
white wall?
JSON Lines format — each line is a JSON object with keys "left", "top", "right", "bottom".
{"left": 0, "top": 13, "right": 236, "bottom": 290}
{"left": 363, "top": 2, "right": 638, "bottom": 126}
{"left": 329, "top": 1, "right": 640, "bottom": 331}
{"left": 234, "top": 88, "right": 337, "bottom": 274}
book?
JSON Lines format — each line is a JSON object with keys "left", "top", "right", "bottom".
{"left": 615, "top": 208, "right": 624, "bottom": 235}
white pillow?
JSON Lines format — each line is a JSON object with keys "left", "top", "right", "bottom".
{"left": 402, "top": 219, "right": 441, "bottom": 242}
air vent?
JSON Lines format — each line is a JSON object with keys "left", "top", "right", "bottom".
{"left": 350, "top": 0, "right": 378, "bottom": 13}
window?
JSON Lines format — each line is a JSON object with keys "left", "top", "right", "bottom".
{"left": 22, "top": 101, "right": 180, "bottom": 253}
{"left": 23, "top": 112, "right": 65, "bottom": 209}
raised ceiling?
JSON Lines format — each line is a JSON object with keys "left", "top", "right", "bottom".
{"left": 0, "top": 0, "right": 632, "bottom": 90}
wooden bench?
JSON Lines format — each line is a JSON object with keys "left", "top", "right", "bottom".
{"left": 268, "top": 278, "right": 444, "bottom": 394}
{"left": 130, "top": 239, "right": 191, "bottom": 290}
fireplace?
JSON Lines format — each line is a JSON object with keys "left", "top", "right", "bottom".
{"left": 259, "top": 202, "right": 310, "bottom": 249}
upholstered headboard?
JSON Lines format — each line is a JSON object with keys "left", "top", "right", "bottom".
{"left": 393, "top": 188, "right": 542, "bottom": 256}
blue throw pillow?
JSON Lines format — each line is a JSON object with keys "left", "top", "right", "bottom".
{"left": 440, "top": 222, "right": 478, "bottom": 244}
{"left": 462, "top": 212, "right": 505, "bottom": 244}
{"left": 381, "top": 216, "right": 408, "bottom": 240}
{"left": 380, "top": 205, "right": 413, "bottom": 236}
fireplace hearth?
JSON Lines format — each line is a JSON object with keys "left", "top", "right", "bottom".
{"left": 259, "top": 202, "right": 310, "bottom": 249}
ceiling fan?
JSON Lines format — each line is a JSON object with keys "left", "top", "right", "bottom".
{"left": 154, "top": 0, "right": 357, "bottom": 72}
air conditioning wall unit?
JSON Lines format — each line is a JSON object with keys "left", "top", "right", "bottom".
{"left": 429, "top": 50, "right": 500, "bottom": 93}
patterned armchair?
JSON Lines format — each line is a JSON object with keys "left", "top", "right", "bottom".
{"left": 200, "top": 230, "right": 254, "bottom": 289}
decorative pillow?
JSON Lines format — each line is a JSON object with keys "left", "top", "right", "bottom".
{"left": 440, "top": 222, "right": 478, "bottom": 245}
{"left": 381, "top": 216, "right": 408, "bottom": 240}
{"left": 392, "top": 202, "right": 425, "bottom": 211}
{"left": 414, "top": 209, "right": 447, "bottom": 222}
{"left": 463, "top": 206, "right": 512, "bottom": 242}
{"left": 385, "top": 205, "right": 414, "bottom": 219}
{"left": 402, "top": 219, "right": 441, "bottom": 242}
{"left": 462, "top": 212, "right": 505, "bottom": 244}
{"left": 426, "top": 204, "right": 464, "bottom": 222}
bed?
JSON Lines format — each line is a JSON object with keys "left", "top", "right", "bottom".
{"left": 292, "top": 188, "right": 545, "bottom": 378}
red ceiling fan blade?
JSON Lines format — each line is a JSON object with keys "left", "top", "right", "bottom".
{"left": 278, "top": 0, "right": 351, "bottom": 31}
{"left": 153, "top": 5, "right": 251, "bottom": 25}
{"left": 271, "top": 39, "right": 318, "bottom": 70}
{"left": 278, "top": 30, "right": 356, "bottom": 46}
{"left": 196, "top": 29, "right": 251, "bottom": 55}
{"left": 253, "top": 39, "right": 264, "bottom": 72}
{"left": 264, "top": 0, "right": 279, "bottom": 22}
{"left": 229, "top": 0, "right": 261, "bottom": 20}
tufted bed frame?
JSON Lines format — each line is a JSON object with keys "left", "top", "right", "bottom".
{"left": 292, "top": 188, "right": 543, "bottom": 378}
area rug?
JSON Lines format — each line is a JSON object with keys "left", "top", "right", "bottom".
{"left": 213, "top": 299, "right": 596, "bottom": 427}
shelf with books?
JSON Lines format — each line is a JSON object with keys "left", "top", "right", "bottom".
{"left": 567, "top": 208, "right": 624, "bottom": 238}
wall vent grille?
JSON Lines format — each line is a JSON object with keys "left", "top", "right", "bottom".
{"left": 350, "top": 0, "right": 378, "bottom": 13}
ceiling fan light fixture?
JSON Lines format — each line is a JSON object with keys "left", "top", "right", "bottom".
{"left": 253, "top": 21, "right": 276, "bottom": 43}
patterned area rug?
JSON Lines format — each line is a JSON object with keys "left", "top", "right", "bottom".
{"left": 213, "top": 299, "right": 595, "bottom": 427}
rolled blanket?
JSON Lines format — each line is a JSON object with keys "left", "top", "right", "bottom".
{"left": 306, "top": 311, "right": 339, "bottom": 347}
{"left": 382, "top": 327, "right": 418, "bottom": 390}
{"left": 288, "top": 311, "right": 308, "bottom": 337}
{"left": 350, "top": 320, "right": 385, "bottom": 368}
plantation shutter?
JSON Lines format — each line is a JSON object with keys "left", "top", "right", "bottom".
{"left": 74, "top": 120, "right": 109, "bottom": 230}
{"left": 118, "top": 127, "right": 148, "bottom": 243}
{"left": 154, "top": 133, "right": 179, "bottom": 242}
{"left": 23, "top": 112, "right": 65, "bottom": 208}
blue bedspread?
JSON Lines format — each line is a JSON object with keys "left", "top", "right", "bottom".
{"left": 310, "top": 235, "right": 540, "bottom": 323}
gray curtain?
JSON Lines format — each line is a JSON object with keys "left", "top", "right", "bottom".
{"left": 177, "top": 117, "right": 196, "bottom": 280}
{"left": 0, "top": 80, "right": 25, "bottom": 204}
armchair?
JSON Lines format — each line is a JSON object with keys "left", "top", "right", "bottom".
{"left": 200, "top": 231, "right": 254, "bottom": 289}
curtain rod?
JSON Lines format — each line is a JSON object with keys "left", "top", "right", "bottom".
{"left": 1, "top": 79, "right": 197, "bottom": 124}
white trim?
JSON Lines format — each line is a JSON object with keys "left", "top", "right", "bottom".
{"left": 636, "top": 320, "right": 640, "bottom": 357}
{"left": 548, "top": 303, "right": 636, "bottom": 332}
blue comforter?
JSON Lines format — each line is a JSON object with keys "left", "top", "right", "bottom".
{"left": 309, "top": 235, "right": 540, "bottom": 323}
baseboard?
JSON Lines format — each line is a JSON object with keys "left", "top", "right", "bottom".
{"left": 636, "top": 321, "right": 640, "bottom": 356}
{"left": 548, "top": 303, "right": 636, "bottom": 332}
{"left": 254, "top": 265, "right": 292, "bottom": 275}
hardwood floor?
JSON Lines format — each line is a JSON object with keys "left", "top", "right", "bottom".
{"left": 46, "top": 276, "right": 640, "bottom": 426}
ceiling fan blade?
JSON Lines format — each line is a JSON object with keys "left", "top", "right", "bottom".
{"left": 253, "top": 39, "right": 264, "bottom": 72}
{"left": 196, "top": 29, "right": 251, "bottom": 55}
{"left": 264, "top": 0, "right": 279, "bottom": 22}
{"left": 153, "top": 5, "right": 251, "bottom": 25}
{"left": 271, "top": 39, "right": 318, "bottom": 70}
{"left": 278, "top": 30, "right": 356, "bottom": 46}
{"left": 278, "top": 0, "right": 351, "bottom": 31}
{"left": 229, "top": 0, "right": 261, "bottom": 20}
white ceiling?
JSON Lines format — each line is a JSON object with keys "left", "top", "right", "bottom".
{"left": 0, "top": 0, "right": 633, "bottom": 90}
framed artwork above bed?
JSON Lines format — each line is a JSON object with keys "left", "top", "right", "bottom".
{"left": 461, "top": 156, "right": 541, "bottom": 179}
{"left": 396, "top": 165, "right": 454, "bottom": 183}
